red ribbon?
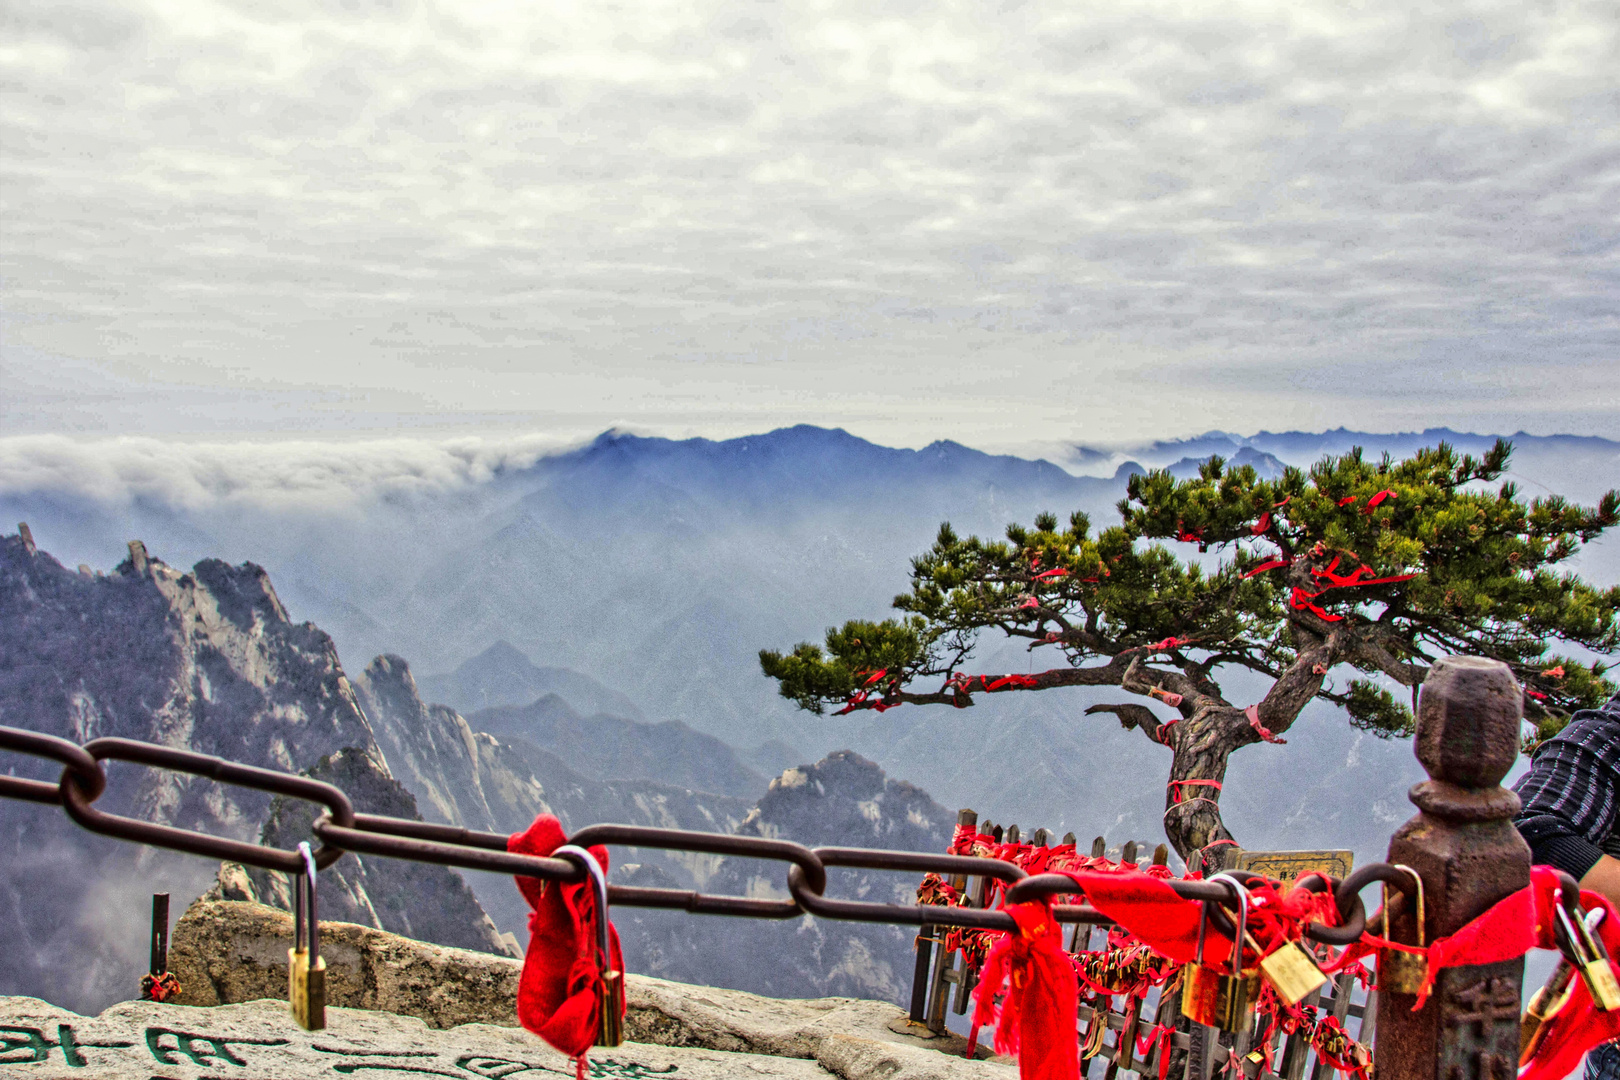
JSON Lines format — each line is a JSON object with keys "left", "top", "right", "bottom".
{"left": 508, "top": 815, "right": 624, "bottom": 1065}
{"left": 1244, "top": 558, "right": 1288, "bottom": 579}
{"left": 1519, "top": 885, "right": 1620, "bottom": 1080}
{"left": 1033, "top": 568, "right": 1070, "bottom": 581}
{"left": 1245, "top": 704, "right": 1287, "bottom": 744}
{"left": 972, "top": 901, "right": 1080, "bottom": 1080}
{"left": 1251, "top": 512, "right": 1271, "bottom": 535}
{"left": 1168, "top": 778, "right": 1222, "bottom": 804}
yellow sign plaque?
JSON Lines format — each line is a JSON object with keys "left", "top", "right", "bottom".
{"left": 1233, "top": 849, "right": 1354, "bottom": 882}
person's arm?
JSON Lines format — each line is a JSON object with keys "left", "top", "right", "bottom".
{"left": 1514, "top": 714, "right": 1620, "bottom": 888}
{"left": 1581, "top": 854, "right": 1620, "bottom": 911}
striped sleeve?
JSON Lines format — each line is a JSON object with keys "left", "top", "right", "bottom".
{"left": 1512, "top": 697, "right": 1620, "bottom": 880}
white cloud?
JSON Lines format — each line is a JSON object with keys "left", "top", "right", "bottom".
{"left": 0, "top": 432, "right": 577, "bottom": 508}
{"left": 1, "top": 0, "right": 1617, "bottom": 445}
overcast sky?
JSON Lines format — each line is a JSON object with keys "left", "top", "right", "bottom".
{"left": 3, "top": 0, "right": 1618, "bottom": 454}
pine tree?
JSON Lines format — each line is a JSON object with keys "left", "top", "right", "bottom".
{"left": 760, "top": 440, "right": 1619, "bottom": 868}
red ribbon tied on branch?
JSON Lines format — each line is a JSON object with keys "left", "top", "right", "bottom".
{"left": 1245, "top": 704, "right": 1287, "bottom": 744}
{"left": 1290, "top": 556, "right": 1418, "bottom": 621}
{"left": 1251, "top": 512, "right": 1271, "bottom": 536}
{"left": 1243, "top": 558, "right": 1288, "bottom": 580}
{"left": 1033, "top": 568, "right": 1070, "bottom": 581}
{"left": 1365, "top": 490, "right": 1396, "bottom": 510}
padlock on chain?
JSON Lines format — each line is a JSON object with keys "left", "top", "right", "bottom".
{"left": 1378, "top": 864, "right": 1427, "bottom": 995}
{"left": 1554, "top": 887, "right": 1620, "bottom": 1011}
{"left": 1256, "top": 928, "right": 1326, "bottom": 1006}
{"left": 1180, "top": 873, "right": 1260, "bottom": 1032}
{"left": 288, "top": 841, "right": 326, "bottom": 1031}
{"left": 554, "top": 843, "right": 624, "bottom": 1047}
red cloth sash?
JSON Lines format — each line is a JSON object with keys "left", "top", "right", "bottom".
{"left": 972, "top": 900, "right": 1080, "bottom": 1080}
{"left": 509, "top": 815, "right": 624, "bottom": 1063}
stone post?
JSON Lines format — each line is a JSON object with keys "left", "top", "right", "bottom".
{"left": 1374, "top": 656, "right": 1529, "bottom": 1079}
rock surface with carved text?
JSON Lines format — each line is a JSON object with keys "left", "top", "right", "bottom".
{"left": 0, "top": 995, "right": 1012, "bottom": 1080}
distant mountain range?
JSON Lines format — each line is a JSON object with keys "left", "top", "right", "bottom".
{"left": 419, "top": 641, "right": 645, "bottom": 720}
{"left": 1, "top": 423, "right": 1614, "bottom": 964}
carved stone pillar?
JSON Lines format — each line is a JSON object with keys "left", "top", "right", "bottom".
{"left": 1374, "top": 656, "right": 1529, "bottom": 1079}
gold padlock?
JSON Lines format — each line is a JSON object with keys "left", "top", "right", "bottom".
{"left": 288, "top": 842, "right": 326, "bottom": 1031}
{"left": 598, "top": 970, "right": 625, "bottom": 1047}
{"left": 1180, "top": 873, "right": 1260, "bottom": 1032}
{"left": 1258, "top": 939, "right": 1326, "bottom": 1006}
{"left": 555, "top": 843, "right": 625, "bottom": 1047}
{"left": 1519, "top": 960, "right": 1575, "bottom": 1065}
{"left": 1377, "top": 865, "right": 1427, "bottom": 996}
{"left": 1556, "top": 894, "right": 1620, "bottom": 1012}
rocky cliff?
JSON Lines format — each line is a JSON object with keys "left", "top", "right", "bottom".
{"left": 615, "top": 752, "right": 955, "bottom": 1005}
{"left": 0, "top": 530, "right": 507, "bottom": 1011}
{"left": 234, "top": 747, "right": 514, "bottom": 956}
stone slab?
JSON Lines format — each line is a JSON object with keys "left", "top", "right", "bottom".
{"left": 0, "top": 997, "right": 1014, "bottom": 1080}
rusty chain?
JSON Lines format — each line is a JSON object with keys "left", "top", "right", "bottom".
{"left": 2, "top": 723, "right": 1380, "bottom": 940}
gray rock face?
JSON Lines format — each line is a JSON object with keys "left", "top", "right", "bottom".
{"left": 0, "top": 533, "right": 385, "bottom": 1012}
{"left": 243, "top": 748, "right": 514, "bottom": 956}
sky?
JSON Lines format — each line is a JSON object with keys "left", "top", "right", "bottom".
{"left": 2, "top": 0, "right": 1618, "bottom": 455}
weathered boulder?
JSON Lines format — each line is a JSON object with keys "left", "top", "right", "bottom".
{"left": 169, "top": 899, "right": 522, "bottom": 1028}
{"left": 165, "top": 897, "right": 1008, "bottom": 1076}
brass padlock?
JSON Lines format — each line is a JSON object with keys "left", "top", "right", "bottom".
{"left": 288, "top": 842, "right": 326, "bottom": 1031}
{"left": 1556, "top": 893, "right": 1620, "bottom": 1012}
{"left": 1519, "top": 959, "right": 1575, "bottom": 1065}
{"left": 555, "top": 843, "right": 625, "bottom": 1047}
{"left": 1378, "top": 864, "right": 1427, "bottom": 995}
{"left": 1258, "top": 938, "right": 1326, "bottom": 1006}
{"left": 1180, "top": 873, "right": 1260, "bottom": 1032}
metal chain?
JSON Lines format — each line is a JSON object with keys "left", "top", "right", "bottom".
{"left": 1, "top": 723, "right": 1375, "bottom": 939}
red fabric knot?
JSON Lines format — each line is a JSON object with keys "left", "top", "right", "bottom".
{"left": 1245, "top": 704, "right": 1287, "bottom": 744}
{"left": 508, "top": 815, "right": 624, "bottom": 1065}
{"left": 972, "top": 901, "right": 1080, "bottom": 1080}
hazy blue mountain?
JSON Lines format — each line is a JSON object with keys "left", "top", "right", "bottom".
{"left": 466, "top": 693, "right": 764, "bottom": 799}
{"left": 418, "top": 641, "right": 644, "bottom": 720}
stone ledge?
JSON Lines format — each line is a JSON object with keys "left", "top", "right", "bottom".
{"left": 164, "top": 897, "right": 1012, "bottom": 1077}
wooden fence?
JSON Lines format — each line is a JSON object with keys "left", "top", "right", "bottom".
{"left": 907, "top": 815, "right": 1375, "bottom": 1080}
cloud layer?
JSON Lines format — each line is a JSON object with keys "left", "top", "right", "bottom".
{"left": 3, "top": 0, "right": 1617, "bottom": 446}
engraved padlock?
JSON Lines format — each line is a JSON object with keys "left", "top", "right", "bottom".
{"left": 1556, "top": 890, "right": 1620, "bottom": 1012}
{"left": 1377, "top": 864, "right": 1427, "bottom": 995}
{"left": 1180, "top": 873, "right": 1260, "bottom": 1032}
{"left": 555, "top": 843, "right": 624, "bottom": 1047}
{"left": 1257, "top": 936, "right": 1326, "bottom": 1006}
{"left": 288, "top": 842, "right": 326, "bottom": 1031}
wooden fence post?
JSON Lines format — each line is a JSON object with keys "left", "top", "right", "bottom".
{"left": 1374, "top": 656, "right": 1529, "bottom": 1079}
